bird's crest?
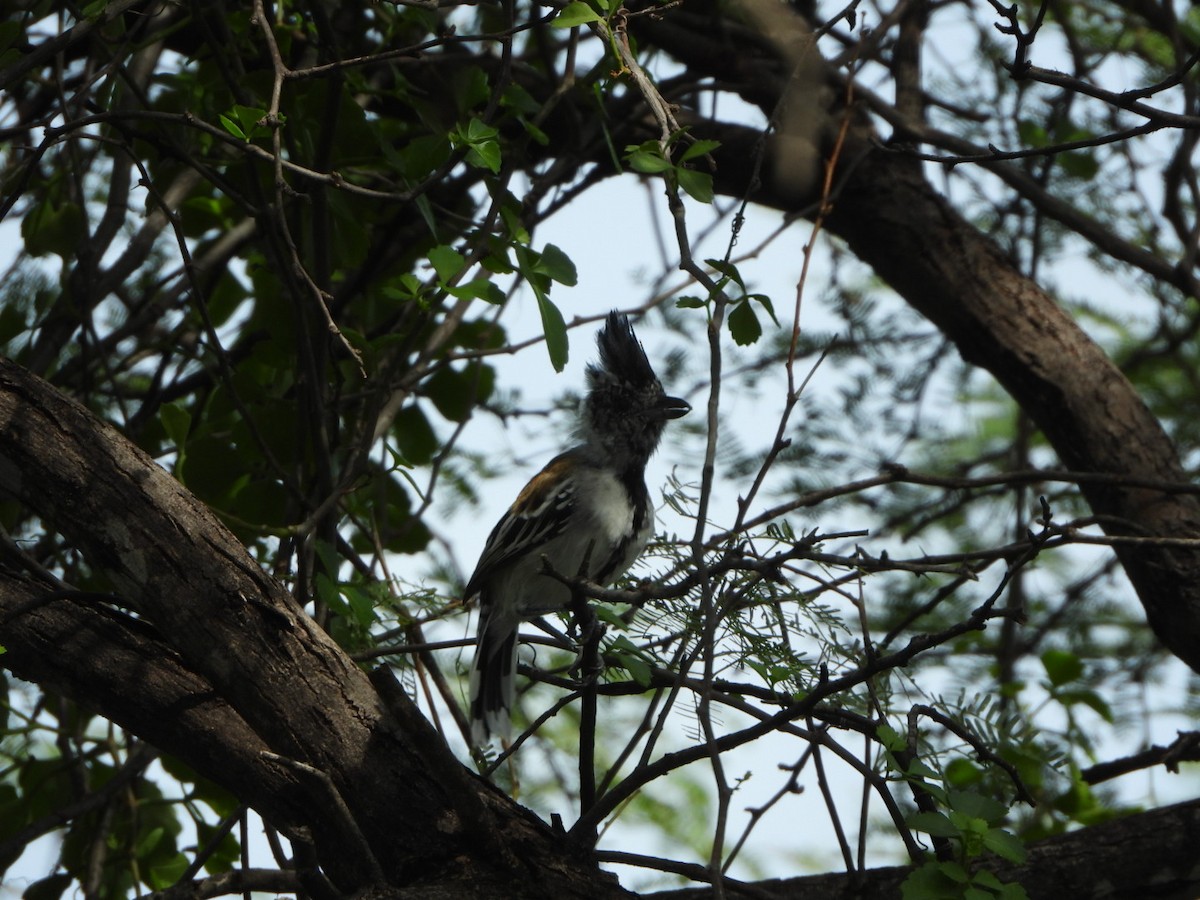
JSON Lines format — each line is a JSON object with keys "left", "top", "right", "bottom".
{"left": 589, "top": 311, "right": 659, "bottom": 390}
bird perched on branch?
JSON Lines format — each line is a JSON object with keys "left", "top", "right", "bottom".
{"left": 466, "top": 311, "right": 690, "bottom": 744}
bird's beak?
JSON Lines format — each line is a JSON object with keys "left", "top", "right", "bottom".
{"left": 659, "top": 395, "right": 691, "bottom": 419}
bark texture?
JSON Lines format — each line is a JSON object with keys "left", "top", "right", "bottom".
{"left": 2, "top": 334, "right": 1198, "bottom": 897}
{"left": 0, "top": 359, "right": 630, "bottom": 899}
{"left": 648, "top": 797, "right": 1200, "bottom": 900}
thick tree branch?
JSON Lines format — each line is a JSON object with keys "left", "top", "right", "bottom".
{"left": 645, "top": 798, "right": 1200, "bottom": 899}
{"left": 0, "top": 360, "right": 629, "bottom": 898}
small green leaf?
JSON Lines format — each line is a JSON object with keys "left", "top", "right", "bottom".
{"left": 1041, "top": 648, "right": 1083, "bottom": 686}
{"left": 149, "top": 852, "right": 191, "bottom": 889}
{"left": 948, "top": 789, "right": 1008, "bottom": 824}
{"left": 876, "top": 722, "right": 907, "bottom": 752}
{"left": 218, "top": 113, "right": 246, "bottom": 140}
{"left": 747, "top": 293, "right": 780, "bottom": 325}
{"left": 1060, "top": 150, "right": 1099, "bottom": 179}
{"left": 501, "top": 82, "right": 541, "bottom": 115}
{"left": 706, "top": 257, "right": 745, "bottom": 289}
{"left": 608, "top": 635, "right": 652, "bottom": 686}
{"left": 982, "top": 828, "right": 1027, "bottom": 863}
{"left": 428, "top": 245, "right": 465, "bottom": 283}
{"left": 466, "top": 140, "right": 502, "bottom": 173}
{"left": 342, "top": 584, "right": 378, "bottom": 628}
{"left": 465, "top": 118, "right": 498, "bottom": 142}
{"left": 533, "top": 243, "right": 578, "bottom": 286}
{"left": 1056, "top": 688, "right": 1114, "bottom": 722}
{"left": 997, "top": 881, "right": 1031, "bottom": 900}
{"left": 728, "top": 300, "right": 762, "bottom": 346}
{"left": 945, "top": 758, "right": 983, "bottom": 788}
{"left": 135, "top": 825, "right": 167, "bottom": 857}
{"left": 455, "top": 119, "right": 502, "bottom": 173}
{"left": 679, "top": 139, "right": 721, "bottom": 163}
{"left": 901, "top": 861, "right": 961, "bottom": 900}
{"left": 392, "top": 405, "right": 439, "bottom": 465}
{"left": 21, "top": 200, "right": 85, "bottom": 258}
{"left": 553, "top": 0, "right": 601, "bottom": 27}
{"left": 447, "top": 277, "right": 505, "bottom": 304}
{"left": 907, "top": 810, "right": 960, "bottom": 838}
{"left": 676, "top": 167, "right": 714, "bottom": 203}
{"left": 676, "top": 296, "right": 707, "bottom": 309}
{"left": 536, "top": 296, "right": 569, "bottom": 372}
{"left": 626, "top": 142, "right": 673, "bottom": 174}
{"left": 160, "top": 402, "right": 191, "bottom": 449}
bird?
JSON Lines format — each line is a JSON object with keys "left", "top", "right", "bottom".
{"left": 466, "top": 310, "right": 690, "bottom": 744}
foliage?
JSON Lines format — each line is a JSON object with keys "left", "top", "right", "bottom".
{"left": 1, "top": 0, "right": 1199, "bottom": 897}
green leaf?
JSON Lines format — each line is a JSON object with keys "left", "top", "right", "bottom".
{"left": 456, "top": 119, "right": 502, "bottom": 173}
{"left": 533, "top": 243, "right": 578, "bottom": 286}
{"left": 746, "top": 293, "right": 780, "bottom": 325}
{"left": 876, "top": 722, "right": 907, "bottom": 752}
{"left": 706, "top": 258, "right": 745, "bottom": 289}
{"left": 997, "top": 882, "right": 1030, "bottom": 900}
{"left": 21, "top": 200, "right": 85, "bottom": 258}
{"left": 945, "top": 758, "right": 983, "bottom": 788}
{"left": 1055, "top": 688, "right": 1114, "bottom": 722}
{"left": 676, "top": 167, "right": 714, "bottom": 203}
{"left": 452, "top": 67, "right": 491, "bottom": 113}
{"left": 728, "top": 300, "right": 762, "bottom": 346}
{"left": 982, "top": 827, "right": 1027, "bottom": 863}
{"left": 391, "top": 405, "right": 439, "bottom": 466}
{"left": 626, "top": 142, "right": 673, "bottom": 174}
{"left": 553, "top": 0, "right": 601, "bottom": 27}
{"left": 149, "top": 852, "right": 191, "bottom": 889}
{"left": 678, "top": 139, "right": 721, "bottom": 163}
{"left": 907, "top": 810, "right": 960, "bottom": 838}
{"left": 426, "top": 363, "right": 495, "bottom": 422}
{"left": 428, "top": 245, "right": 465, "bottom": 283}
{"left": 1060, "top": 151, "right": 1099, "bottom": 179}
{"left": 466, "top": 139, "right": 502, "bottom": 173}
{"left": 1041, "top": 648, "right": 1083, "bottom": 686}
{"left": 135, "top": 825, "right": 166, "bottom": 857}
{"left": 901, "top": 861, "right": 966, "bottom": 900}
{"left": 342, "top": 584, "right": 378, "bottom": 628}
{"left": 447, "top": 277, "right": 505, "bottom": 304}
{"left": 948, "top": 789, "right": 1008, "bottom": 824}
{"left": 397, "top": 134, "right": 451, "bottom": 179}
{"left": 160, "top": 402, "right": 191, "bottom": 449}
{"left": 220, "top": 105, "right": 270, "bottom": 142}
{"left": 465, "top": 117, "right": 498, "bottom": 143}
{"left": 608, "top": 635, "right": 652, "bottom": 686}
{"left": 500, "top": 82, "right": 541, "bottom": 116}
{"left": 536, "top": 296, "right": 569, "bottom": 372}
{"left": 974, "top": 871, "right": 1005, "bottom": 890}
{"left": 218, "top": 113, "right": 245, "bottom": 140}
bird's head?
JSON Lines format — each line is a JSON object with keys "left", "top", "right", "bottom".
{"left": 582, "top": 311, "right": 690, "bottom": 469}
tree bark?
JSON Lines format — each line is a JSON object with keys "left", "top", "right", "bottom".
{"left": 647, "top": 797, "right": 1200, "bottom": 900}
{"left": 0, "top": 359, "right": 630, "bottom": 899}
{"left": 2, "top": 341, "right": 1198, "bottom": 897}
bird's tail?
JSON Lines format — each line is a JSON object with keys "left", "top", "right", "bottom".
{"left": 468, "top": 607, "right": 518, "bottom": 745}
